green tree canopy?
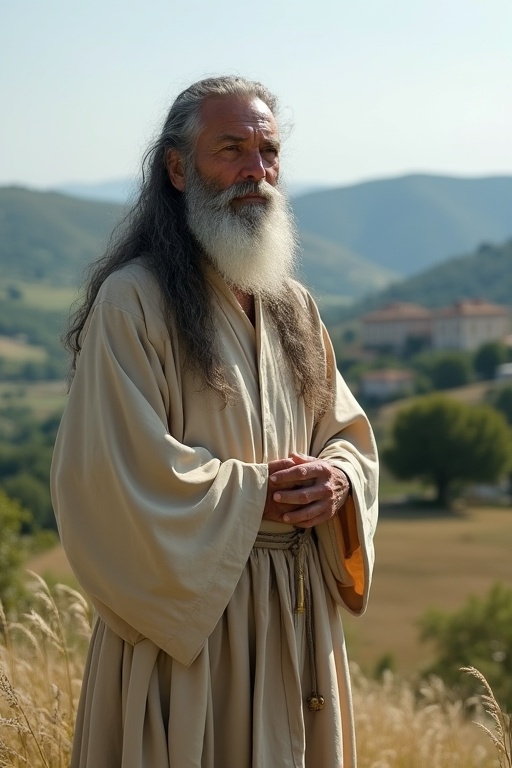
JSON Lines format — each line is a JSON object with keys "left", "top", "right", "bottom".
{"left": 0, "top": 490, "right": 29, "bottom": 612}
{"left": 410, "top": 350, "right": 473, "bottom": 392}
{"left": 419, "top": 583, "right": 512, "bottom": 711}
{"left": 0, "top": 408, "right": 59, "bottom": 530}
{"left": 487, "top": 384, "right": 512, "bottom": 425}
{"left": 474, "top": 341, "right": 507, "bottom": 380}
{"left": 383, "top": 394, "right": 512, "bottom": 506}
{"left": 431, "top": 354, "right": 473, "bottom": 390}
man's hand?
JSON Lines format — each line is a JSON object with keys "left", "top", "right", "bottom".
{"left": 262, "top": 452, "right": 351, "bottom": 528}
{"left": 262, "top": 457, "right": 297, "bottom": 523}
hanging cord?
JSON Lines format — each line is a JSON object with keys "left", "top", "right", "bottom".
{"left": 254, "top": 528, "right": 325, "bottom": 711}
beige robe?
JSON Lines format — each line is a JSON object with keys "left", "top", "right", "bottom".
{"left": 51, "top": 262, "right": 378, "bottom": 768}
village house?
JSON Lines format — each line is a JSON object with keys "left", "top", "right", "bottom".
{"left": 432, "top": 299, "right": 510, "bottom": 351}
{"left": 361, "top": 302, "right": 432, "bottom": 352}
{"left": 362, "top": 299, "right": 510, "bottom": 353}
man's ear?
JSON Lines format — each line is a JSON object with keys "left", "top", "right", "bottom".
{"left": 166, "top": 149, "right": 186, "bottom": 191}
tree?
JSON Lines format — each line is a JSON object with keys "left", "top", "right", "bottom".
{"left": 383, "top": 394, "right": 512, "bottom": 506}
{"left": 487, "top": 384, "right": 512, "bottom": 425}
{"left": 419, "top": 583, "right": 512, "bottom": 711}
{"left": 0, "top": 407, "right": 60, "bottom": 530}
{"left": 474, "top": 341, "right": 507, "bottom": 380}
{"left": 6, "top": 284, "right": 23, "bottom": 300}
{"left": 410, "top": 350, "right": 473, "bottom": 392}
{"left": 487, "top": 385, "right": 512, "bottom": 494}
{"left": 0, "top": 490, "right": 29, "bottom": 612}
{"left": 431, "top": 353, "right": 473, "bottom": 390}
{"left": 3, "top": 473, "right": 54, "bottom": 529}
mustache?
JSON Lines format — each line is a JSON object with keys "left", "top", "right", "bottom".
{"left": 208, "top": 179, "right": 281, "bottom": 210}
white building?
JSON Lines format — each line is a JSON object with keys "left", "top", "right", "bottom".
{"left": 362, "top": 299, "right": 510, "bottom": 353}
{"left": 432, "top": 299, "right": 510, "bottom": 351}
{"left": 361, "top": 303, "right": 432, "bottom": 352}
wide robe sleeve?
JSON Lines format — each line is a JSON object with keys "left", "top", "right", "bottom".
{"left": 51, "top": 271, "right": 268, "bottom": 667}
{"left": 308, "top": 304, "right": 379, "bottom": 618}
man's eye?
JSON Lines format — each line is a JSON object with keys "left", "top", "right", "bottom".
{"left": 263, "top": 147, "right": 279, "bottom": 160}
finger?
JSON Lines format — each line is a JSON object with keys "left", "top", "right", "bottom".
{"left": 273, "top": 482, "right": 325, "bottom": 506}
{"left": 289, "top": 451, "right": 315, "bottom": 464}
{"left": 269, "top": 461, "right": 327, "bottom": 486}
{"left": 268, "top": 458, "right": 296, "bottom": 476}
{"left": 282, "top": 502, "right": 336, "bottom": 528}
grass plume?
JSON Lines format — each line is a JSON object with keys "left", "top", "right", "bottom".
{"left": 462, "top": 665, "right": 512, "bottom": 768}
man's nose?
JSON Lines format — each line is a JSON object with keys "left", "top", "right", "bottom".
{"left": 240, "top": 151, "right": 266, "bottom": 181}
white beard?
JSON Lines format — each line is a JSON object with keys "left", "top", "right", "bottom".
{"left": 184, "top": 168, "right": 298, "bottom": 296}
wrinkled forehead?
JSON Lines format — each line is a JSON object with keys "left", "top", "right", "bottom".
{"left": 197, "top": 95, "right": 279, "bottom": 141}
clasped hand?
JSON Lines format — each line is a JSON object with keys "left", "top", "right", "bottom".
{"left": 263, "top": 452, "right": 351, "bottom": 528}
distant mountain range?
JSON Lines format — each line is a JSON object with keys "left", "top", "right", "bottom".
{"left": 51, "top": 178, "right": 332, "bottom": 203}
{"left": 52, "top": 178, "right": 138, "bottom": 204}
{"left": 1, "top": 173, "right": 511, "bottom": 303}
{"left": 292, "top": 174, "right": 512, "bottom": 277}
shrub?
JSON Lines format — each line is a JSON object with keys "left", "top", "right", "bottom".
{"left": 0, "top": 491, "right": 29, "bottom": 612}
{"left": 420, "top": 583, "right": 512, "bottom": 712}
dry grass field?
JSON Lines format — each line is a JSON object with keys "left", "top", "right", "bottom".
{"left": 0, "top": 282, "right": 77, "bottom": 312}
{"left": 343, "top": 505, "right": 512, "bottom": 675}
{"left": 1, "top": 575, "right": 506, "bottom": 767}
{"left": 0, "top": 380, "right": 67, "bottom": 419}
{"left": 29, "top": 505, "right": 512, "bottom": 677}
{"left": 0, "top": 336, "right": 46, "bottom": 362}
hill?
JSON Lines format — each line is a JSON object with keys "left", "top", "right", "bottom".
{"left": 0, "top": 186, "right": 124, "bottom": 286}
{"left": 339, "top": 239, "right": 512, "bottom": 322}
{"left": 298, "top": 231, "right": 397, "bottom": 301}
{"left": 292, "top": 174, "right": 512, "bottom": 277}
{"left": 52, "top": 177, "right": 332, "bottom": 202}
{"left": 52, "top": 177, "right": 137, "bottom": 203}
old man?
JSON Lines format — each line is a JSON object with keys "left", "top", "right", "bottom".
{"left": 51, "top": 75, "right": 379, "bottom": 768}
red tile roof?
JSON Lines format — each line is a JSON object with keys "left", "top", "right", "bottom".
{"left": 362, "top": 302, "right": 432, "bottom": 323}
{"left": 435, "top": 299, "right": 509, "bottom": 318}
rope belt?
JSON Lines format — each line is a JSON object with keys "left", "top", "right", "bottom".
{"left": 253, "top": 528, "right": 325, "bottom": 712}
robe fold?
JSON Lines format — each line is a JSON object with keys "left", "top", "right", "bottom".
{"left": 51, "top": 261, "right": 379, "bottom": 768}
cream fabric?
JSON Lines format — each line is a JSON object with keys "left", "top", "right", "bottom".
{"left": 51, "top": 262, "right": 378, "bottom": 768}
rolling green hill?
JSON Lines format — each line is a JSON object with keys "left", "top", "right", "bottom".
{"left": 298, "top": 231, "right": 397, "bottom": 301}
{"left": 378, "top": 239, "right": 512, "bottom": 308}
{"left": 0, "top": 186, "right": 124, "bottom": 285}
{"left": 337, "top": 239, "right": 512, "bottom": 323}
{"left": 292, "top": 174, "right": 512, "bottom": 277}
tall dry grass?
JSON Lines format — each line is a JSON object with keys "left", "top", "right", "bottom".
{"left": 0, "top": 573, "right": 91, "bottom": 767}
{"left": 353, "top": 668, "right": 497, "bottom": 767}
{"left": 0, "top": 576, "right": 508, "bottom": 767}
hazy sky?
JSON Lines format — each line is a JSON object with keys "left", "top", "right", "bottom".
{"left": 1, "top": 0, "right": 511, "bottom": 190}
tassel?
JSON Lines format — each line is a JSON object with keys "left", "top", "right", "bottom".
{"left": 307, "top": 694, "right": 325, "bottom": 711}
{"left": 295, "top": 548, "right": 306, "bottom": 613}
